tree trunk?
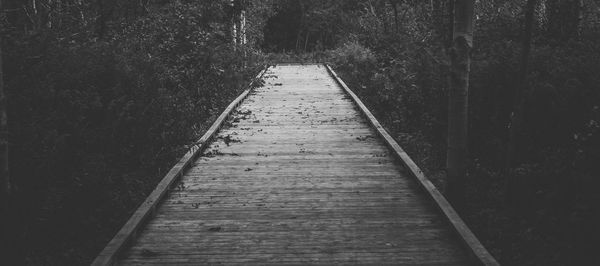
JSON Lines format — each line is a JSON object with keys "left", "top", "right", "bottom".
{"left": 304, "top": 31, "right": 309, "bottom": 52}
{"left": 295, "top": 0, "right": 304, "bottom": 53}
{"left": 32, "top": 0, "right": 40, "bottom": 30}
{"left": 78, "top": 0, "right": 86, "bottom": 26}
{"left": 446, "top": 0, "right": 474, "bottom": 210}
{"left": 241, "top": 9, "right": 246, "bottom": 46}
{"left": 230, "top": 0, "right": 237, "bottom": 48}
{"left": 506, "top": 0, "right": 538, "bottom": 206}
{"left": 240, "top": 4, "right": 247, "bottom": 69}
{"left": 234, "top": 0, "right": 242, "bottom": 46}
{"left": 231, "top": 0, "right": 246, "bottom": 49}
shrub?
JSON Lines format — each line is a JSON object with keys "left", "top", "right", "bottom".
{"left": 6, "top": 1, "right": 263, "bottom": 264}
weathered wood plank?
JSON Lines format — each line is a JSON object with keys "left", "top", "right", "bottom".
{"left": 91, "top": 67, "right": 267, "bottom": 266}
{"left": 108, "top": 64, "right": 487, "bottom": 265}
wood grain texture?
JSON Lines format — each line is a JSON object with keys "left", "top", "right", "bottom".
{"left": 113, "top": 64, "right": 479, "bottom": 265}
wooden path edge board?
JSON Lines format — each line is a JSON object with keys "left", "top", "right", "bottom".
{"left": 91, "top": 67, "right": 268, "bottom": 266}
{"left": 324, "top": 64, "right": 500, "bottom": 266}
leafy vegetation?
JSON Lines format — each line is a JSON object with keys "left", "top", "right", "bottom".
{"left": 2, "top": 0, "right": 598, "bottom": 265}
{"left": 259, "top": 0, "right": 600, "bottom": 264}
{"left": 3, "top": 0, "right": 265, "bottom": 264}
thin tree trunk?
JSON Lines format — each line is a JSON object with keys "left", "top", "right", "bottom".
{"left": 304, "top": 31, "right": 309, "bottom": 52}
{"left": 506, "top": 0, "right": 538, "bottom": 205}
{"left": 295, "top": 0, "right": 305, "bottom": 53}
{"left": 295, "top": 32, "right": 300, "bottom": 52}
{"left": 446, "top": 0, "right": 474, "bottom": 210}
{"left": 44, "top": 0, "right": 52, "bottom": 29}
{"left": 32, "top": 0, "right": 40, "bottom": 30}
{"left": 241, "top": 5, "right": 247, "bottom": 69}
{"left": 235, "top": 0, "right": 242, "bottom": 46}
{"left": 230, "top": 0, "right": 237, "bottom": 48}
{"left": 241, "top": 9, "right": 246, "bottom": 45}
{"left": 78, "top": 0, "right": 86, "bottom": 26}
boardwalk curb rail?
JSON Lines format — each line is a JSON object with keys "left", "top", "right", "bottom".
{"left": 325, "top": 64, "right": 500, "bottom": 266}
{"left": 91, "top": 67, "right": 268, "bottom": 266}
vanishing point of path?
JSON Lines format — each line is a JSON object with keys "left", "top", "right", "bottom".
{"left": 116, "top": 64, "right": 472, "bottom": 265}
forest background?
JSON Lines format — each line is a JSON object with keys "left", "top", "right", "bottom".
{"left": 0, "top": 0, "right": 599, "bottom": 265}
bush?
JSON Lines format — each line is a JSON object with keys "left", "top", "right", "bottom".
{"left": 326, "top": 37, "right": 447, "bottom": 182}
{"left": 6, "top": 1, "right": 264, "bottom": 264}
{"left": 328, "top": 41, "right": 377, "bottom": 75}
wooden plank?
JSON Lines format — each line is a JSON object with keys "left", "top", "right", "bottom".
{"left": 325, "top": 64, "right": 499, "bottom": 266}
{"left": 114, "top": 64, "right": 473, "bottom": 266}
{"left": 91, "top": 67, "right": 268, "bottom": 266}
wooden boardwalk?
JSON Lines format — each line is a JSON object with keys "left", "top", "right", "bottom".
{"left": 97, "top": 64, "right": 497, "bottom": 265}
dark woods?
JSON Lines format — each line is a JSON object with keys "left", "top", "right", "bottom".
{"left": 0, "top": 0, "right": 599, "bottom": 265}
{"left": 1, "top": 0, "right": 264, "bottom": 264}
{"left": 263, "top": 0, "right": 600, "bottom": 264}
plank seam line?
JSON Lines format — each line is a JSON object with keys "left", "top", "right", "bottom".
{"left": 91, "top": 66, "right": 268, "bottom": 266}
{"left": 324, "top": 64, "right": 500, "bottom": 266}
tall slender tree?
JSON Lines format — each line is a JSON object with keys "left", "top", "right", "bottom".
{"left": 231, "top": 0, "right": 247, "bottom": 48}
{"left": 236, "top": 0, "right": 246, "bottom": 46}
{"left": 446, "top": 0, "right": 474, "bottom": 210}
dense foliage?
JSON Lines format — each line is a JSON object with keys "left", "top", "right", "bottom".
{"left": 3, "top": 0, "right": 265, "bottom": 264}
{"left": 260, "top": 0, "right": 599, "bottom": 265}
{"left": 2, "top": 0, "right": 599, "bottom": 265}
